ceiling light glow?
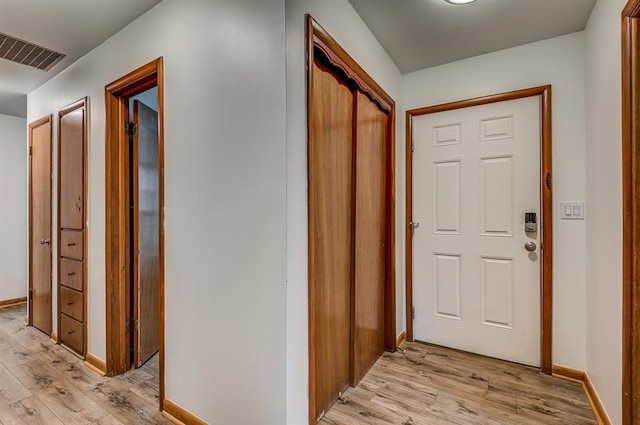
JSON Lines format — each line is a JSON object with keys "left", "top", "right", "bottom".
{"left": 444, "top": 0, "right": 477, "bottom": 4}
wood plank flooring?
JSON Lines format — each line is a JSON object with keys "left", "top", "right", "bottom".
{"left": 0, "top": 303, "right": 596, "bottom": 425}
{"left": 320, "top": 342, "right": 596, "bottom": 425}
{"left": 0, "top": 303, "right": 169, "bottom": 425}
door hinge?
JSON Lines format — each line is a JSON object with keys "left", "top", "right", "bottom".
{"left": 124, "top": 121, "right": 138, "bottom": 136}
{"left": 412, "top": 306, "right": 416, "bottom": 320}
{"left": 410, "top": 221, "right": 420, "bottom": 237}
{"left": 125, "top": 318, "right": 139, "bottom": 332}
{"left": 29, "top": 146, "right": 32, "bottom": 156}
{"left": 411, "top": 139, "right": 415, "bottom": 153}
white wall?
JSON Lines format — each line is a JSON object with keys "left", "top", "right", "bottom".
{"left": 584, "top": 0, "right": 626, "bottom": 423}
{"left": 27, "top": 1, "right": 287, "bottom": 423}
{"left": 0, "top": 114, "right": 27, "bottom": 301}
{"left": 402, "top": 33, "right": 588, "bottom": 370}
{"left": 285, "top": 0, "right": 403, "bottom": 422}
{"left": 129, "top": 86, "right": 158, "bottom": 121}
{"left": 0, "top": 94, "right": 27, "bottom": 119}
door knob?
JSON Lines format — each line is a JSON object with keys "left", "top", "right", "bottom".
{"left": 524, "top": 241, "right": 536, "bottom": 252}
{"left": 40, "top": 238, "right": 50, "bottom": 245}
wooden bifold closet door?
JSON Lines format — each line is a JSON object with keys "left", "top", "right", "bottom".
{"left": 309, "top": 61, "right": 354, "bottom": 418}
{"left": 353, "top": 91, "right": 388, "bottom": 384}
{"left": 309, "top": 58, "right": 390, "bottom": 422}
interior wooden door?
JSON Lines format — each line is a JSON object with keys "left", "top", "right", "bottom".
{"left": 309, "top": 61, "right": 354, "bottom": 422}
{"left": 29, "top": 117, "right": 52, "bottom": 335}
{"left": 133, "top": 100, "right": 160, "bottom": 368}
{"left": 353, "top": 91, "right": 388, "bottom": 383}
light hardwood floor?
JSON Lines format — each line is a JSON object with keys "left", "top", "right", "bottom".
{"left": 0, "top": 303, "right": 169, "bottom": 425}
{"left": 320, "top": 342, "right": 596, "bottom": 425}
{"left": 0, "top": 303, "right": 596, "bottom": 425}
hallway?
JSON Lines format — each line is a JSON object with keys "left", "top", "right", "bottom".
{"left": 320, "top": 342, "right": 596, "bottom": 425}
{"left": 0, "top": 304, "right": 168, "bottom": 424}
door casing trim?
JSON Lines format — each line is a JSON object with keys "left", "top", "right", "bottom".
{"left": 405, "top": 85, "right": 553, "bottom": 374}
{"left": 622, "top": 1, "right": 640, "bottom": 423}
{"left": 104, "top": 57, "right": 165, "bottom": 409}
{"left": 28, "top": 114, "right": 54, "bottom": 334}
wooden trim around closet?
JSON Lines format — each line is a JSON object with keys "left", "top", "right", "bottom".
{"left": 306, "top": 15, "right": 397, "bottom": 425}
{"left": 405, "top": 85, "right": 553, "bottom": 374}
{"left": 622, "top": 1, "right": 640, "bottom": 423}
{"left": 104, "top": 57, "right": 165, "bottom": 409}
{"left": 308, "top": 18, "right": 393, "bottom": 113}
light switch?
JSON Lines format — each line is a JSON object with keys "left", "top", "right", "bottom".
{"left": 561, "top": 202, "right": 585, "bottom": 220}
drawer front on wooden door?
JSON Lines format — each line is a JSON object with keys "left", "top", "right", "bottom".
{"left": 60, "top": 314, "right": 84, "bottom": 354}
{"left": 59, "top": 259, "right": 83, "bottom": 291}
{"left": 60, "top": 287, "right": 83, "bottom": 322}
{"left": 60, "top": 230, "right": 83, "bottom": 260}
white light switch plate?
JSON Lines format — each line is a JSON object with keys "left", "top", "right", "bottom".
{"left": 561, "top": 202, "right": 585, "bottom": 220}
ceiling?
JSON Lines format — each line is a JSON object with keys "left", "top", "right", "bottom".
{"left": 348, "top": 0, "right": 597, "bottom": 74}
{"left": 0, "top": 0, "right": 161, "bottom": 117}
{"left": 0, "top": 0, "right": 600, "bottom": 117}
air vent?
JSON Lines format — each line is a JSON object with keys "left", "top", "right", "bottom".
{"left": 0, "top": 33, "right": 65, "bottom": 71}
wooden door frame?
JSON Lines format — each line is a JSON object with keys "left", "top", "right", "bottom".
{"left": 405, "top": 86, "right": 553, "bottom": 374}
{"left": 28, "top": 114, "right": 53, "bottom": 332}
{"left": 104, "top": 58, "right": 165, "bottom": 409}
{"left": 306, "top": 15, "right": 397, "bottom": 424}
{"left": 622, "top": 1, "right": 640, "bottom": 423}
{"left": 57, "top": 97, "right": 89, "bottom": 356}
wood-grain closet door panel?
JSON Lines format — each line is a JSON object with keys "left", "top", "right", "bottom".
{"left": 309, "top": 61, "right": 354, "bottom": 421}
{"left": 30, "top": 118, "right": 52, "bottom": 335}
{"left": 353, "top": 92, "right": 388, "bottom": 384}
{"left": 60, "top": 109, "right": 84, "bottom": 230}
{"left": 133, "top": 100, "right": 160, "bottom": 367}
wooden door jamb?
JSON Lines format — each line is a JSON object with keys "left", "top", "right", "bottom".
{"left": 622, "top": 1, "right": 640, "bottom": 423}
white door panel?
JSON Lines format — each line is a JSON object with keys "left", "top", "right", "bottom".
{"left": 412, "top": 96, "right": 541, "bottom": 366}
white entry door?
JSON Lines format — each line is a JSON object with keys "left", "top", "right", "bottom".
{"left": 412, "top": 96, "right": 541, "bottom": 367}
